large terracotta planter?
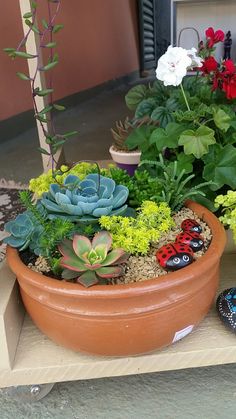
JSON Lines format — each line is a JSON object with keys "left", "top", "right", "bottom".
{"left": 6, "top": 201, "right": 226, "bottom": 356}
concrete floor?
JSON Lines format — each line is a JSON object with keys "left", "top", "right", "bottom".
{"left": 0, "top": 84, "right": 131, "bottom": 183}
{"left": 1, "top": 84, "right": 236, "bottom": 418}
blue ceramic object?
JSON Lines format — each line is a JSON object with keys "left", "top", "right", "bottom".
{"left": 216, "top": 288, "right": 236, "bottom": 332}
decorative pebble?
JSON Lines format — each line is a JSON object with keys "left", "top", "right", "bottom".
{"left": 156, "top": 242, "right": 194, "bottom": 271}
{"left": 216, "top": 288, "right": 236, "bottom": 332}
{"left": 181, "top": 219, "right": 202, "bottom": 234}
{"left": 175, "top": 231, "right": 204, "bottom": 252}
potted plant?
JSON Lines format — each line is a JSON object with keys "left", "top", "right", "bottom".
{"left": 124, "top": 27, "right": 236, "bottom": 213}
{"left": 3, "top": 10, "right": 226, "bottom": 357}
{"left": 4, "top": 159, "right": 226, "bottom": 356}
{"left": 109, "top": 117, "right": 142, "bottom": 176}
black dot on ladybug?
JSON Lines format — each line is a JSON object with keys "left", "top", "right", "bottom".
{"left": 168, "top": 250, "right": 172, "bottom": 254}
{"left": 162, "top": 254, "right": 167, "bottom": 258}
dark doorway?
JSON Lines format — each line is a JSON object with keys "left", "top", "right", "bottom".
{"left": 138, "top": 0, "right": 171, "bottom": 73}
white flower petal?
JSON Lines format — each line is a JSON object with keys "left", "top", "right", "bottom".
{"left": 155, "top": 45, "right": 192, "bottom": 86}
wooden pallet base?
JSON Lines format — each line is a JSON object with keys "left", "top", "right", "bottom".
{"left": 0, "top": 254, "right": 236, "bottom": 388}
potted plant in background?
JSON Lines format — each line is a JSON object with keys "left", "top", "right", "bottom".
{"left": 3, "top": 10, "right": 226, "bottom": 357}
{"left": 109, "top": 116, "right": 158, "bottom": 176}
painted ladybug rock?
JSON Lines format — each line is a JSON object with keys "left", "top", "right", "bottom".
{"left": 216, "top": 288, "right": 236, "bottom": 332}
{"left": 181, "top": 219, "right": 202, "bottom": 234}
{"left": 175, "top": 231, "right": 204, "bottom": 252}
{"left": 156, "top": 243, "right": 194, "bottom": 271}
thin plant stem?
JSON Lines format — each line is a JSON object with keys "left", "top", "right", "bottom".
{"left": 180, "top": 83, "right": 191, "bottom": 111}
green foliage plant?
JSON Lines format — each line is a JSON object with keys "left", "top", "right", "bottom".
{"left": 215, "top": 191, "right": 236, "bottom": 242}
{"left": 141, "top": 154, "right": 213, "bottom": 212}
{"left": 58, "top": 231, "right": 129, "bottom": 287}
{"left": 99, "top": 200, "right": 174, "bottom": 255}
{"left": 124, "top": 32, "right": 236, "bottom": 211}
{"left": 107, "top": 166, "right": 162, "bottom": 207}
{"left": 4, "top": 0, "right": 77, "bottom": 170}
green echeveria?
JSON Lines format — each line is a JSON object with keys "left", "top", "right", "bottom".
{"left": 58, "top": 231, "right": 129, "bottom": 287}
{"left": 41, "top": 174, "right": 129, "bottom": 222}
{"left": 3, "top": 212, "right": 42, "bottom": 252}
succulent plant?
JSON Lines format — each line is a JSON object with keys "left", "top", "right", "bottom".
{"left": 41, "top": 173, "right": 129, "bottom": 222}
{"left": 111, "top": 116, "right": 158, "bottom": 151}
{"left": 58, "top": 231, "right": 129, "bottom": 287}
{"left": 3, "top": 211, "right": 43, "bottom": 252}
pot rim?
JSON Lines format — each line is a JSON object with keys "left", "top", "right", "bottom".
{"left": 6, "top": 200, "right": 226, "bottom": 297}
{"left": 109, "top": 145, "right": 141, "bottom": 157}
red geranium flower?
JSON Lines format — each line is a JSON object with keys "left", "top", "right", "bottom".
{"left": 201, "top": 56, "right": 218, "bottom": 73}
{"left": 205, "top": 27, "right": 224, "bottom": 48}
{"left": 222, "top": 59, "right": 236, "bottom": 75}
{"left": 222, "top": 74, "right": 236, "bottom": 99}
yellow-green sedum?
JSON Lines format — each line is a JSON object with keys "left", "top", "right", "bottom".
{"left": 100, "top": 201, "right": 174, "bottom": 255}
{"left": 215, "top": 191, "right": 236, "bottom": 242}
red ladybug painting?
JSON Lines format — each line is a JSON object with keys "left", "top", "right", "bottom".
{"left": 175, "top": 231, "right": 204, "bottom": 252}
{"left": 181, "top": 219, "right": 202, "bottom": 234}
{"left": 156, "top": 243, "right": 194, "bottom": 271}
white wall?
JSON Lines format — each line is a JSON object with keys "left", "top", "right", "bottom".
{"left": 174, "top": 0, "right": 236, "bottom": 60}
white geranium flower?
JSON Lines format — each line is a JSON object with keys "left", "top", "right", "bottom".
{"left": 187, "top": 47, "right": 203, "bottom": 68}
{"left": 156, "top": 45, "right": 192, "bottom": 86}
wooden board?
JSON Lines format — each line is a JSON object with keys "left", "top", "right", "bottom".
{"left": 0, "top": 254, "right": 236, "bottom": 388}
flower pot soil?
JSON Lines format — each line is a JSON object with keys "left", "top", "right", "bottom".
{"left": 7, "top": 201, "right": 226, "bottom": 357}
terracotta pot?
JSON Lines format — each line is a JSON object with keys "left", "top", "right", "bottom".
{"left": 109, "top": 145, "right": 141, "bottom": 176}
{"left": 7, "top": 201, "right": 226, "bottom": 356}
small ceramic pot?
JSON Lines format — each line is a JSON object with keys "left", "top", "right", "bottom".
{"left": 109, "top": 145, "right": 141, "bottom": 176}
{"left": 7, "top": 201, "right": 226, "bottom": 356}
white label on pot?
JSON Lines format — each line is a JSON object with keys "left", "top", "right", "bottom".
{"left": 172, "top": 325, "right": 194, "bottom": 343}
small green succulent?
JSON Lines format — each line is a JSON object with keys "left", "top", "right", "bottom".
{"left": 58, "top": 231, "right": 129, "bottom": 287}
{"left": 3, "top": 212, "right": 43, "bottom": 251}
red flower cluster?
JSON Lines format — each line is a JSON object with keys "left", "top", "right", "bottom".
{"left": 200, "top": 27, "right": 236, "bottom": 99}
{"left": 205, "top": 27, "right": 224, "bottom": 48}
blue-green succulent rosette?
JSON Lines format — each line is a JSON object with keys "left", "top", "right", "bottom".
{"left": 40, "top": 173, "right": 129, "bottom": 222}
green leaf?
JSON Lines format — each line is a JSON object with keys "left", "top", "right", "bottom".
{"left": 31, "top": 24, "right": 40, "bottom": 34}
{"left": 125, "top": 84, "right": 147, "bottom": 110}
{"left": 40, "top": 61, "right": 58, "bottom": 71}
{"left": 14, "top": 51, "right": 35, "bottom": 59}
{"left": 23, "top": 12, "right": 33, "bottom": 18}
{"left": 39, "top": 105, "right": 53, "bottom": 115}
{"left": 135, "top": 98, "right": 156, "bottom": 119}
{"left": 53, "top": 139, "right": 66, "bottom": 148}
{"left": 45, "top": 42, "right": 57, "bottom": 48}
{"left": 53, "top": 104, "right": 65, "bottom": 111}
{"left": 31, "top": 1, "right": 37, "bottom": 9}
{"left": 52, "top": 24, "right": 64, "bottom": 33}
{"left": 35, "top": 88, "right": 54, "bottom": 96}
{"left": 16, "top": 72, "right": 30, "bottom": 81}
{"left": 3, "top": 48, "right": 15, "bottom": 53}
{"left": 77, "top": 271, "right": 98, "bottom": 287}
{"left": 176, "top": 153, "right": 194, "bottom": 174}
{"left": 53, "top": 53, "right": 59, "bottom": 62}
{"left": 151, "top": 106, "right": 174, "bottom": 128}
{"left": 125, "top": 126, "right": 154, "bottom": 151}
{"left": 213, "top": 108, "right": 231, "bottom": 132}
{"left": 35, "top": 114, "right": 48, "bottom": 123}
{"left": 179, "top": 126, "right": 216, "bottom": 158}
{"left": 62, "top": 131, "right": 78, "bottom": 138}
{"left": 203, "top": 144, "right": 236, "bottom": 190}
{"left": 42, "top": 19, "right": 48, "bottom": 29}
{"left": 38, "top": 147, "right": 51, "bottom": 155}
{"left": 150, "top": 122, "right": 186, "bottom": 151}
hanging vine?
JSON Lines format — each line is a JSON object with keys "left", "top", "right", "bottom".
{"left": 4, "top": 0, "right": 77, "bottom": 171}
